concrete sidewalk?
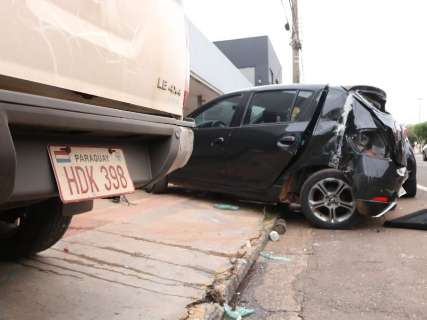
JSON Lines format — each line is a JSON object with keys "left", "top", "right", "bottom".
{"left": 0, "top": 189, "right": 270, "bottom": 320}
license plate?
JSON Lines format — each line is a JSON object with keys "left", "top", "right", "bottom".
{"left": 48, "top": 145, "right": 135, "bottom": 203}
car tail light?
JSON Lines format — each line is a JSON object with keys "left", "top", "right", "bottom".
{"left": 349, "top": 130, "right": 389, "bottom": 159}
{"left": 370, "top": 196, "right": 389, "bottom": 203}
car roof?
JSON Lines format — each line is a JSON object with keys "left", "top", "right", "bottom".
{"left": 227, "top": 84, "right": 328, "bottom": 95}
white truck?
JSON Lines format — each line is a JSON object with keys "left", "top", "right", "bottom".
{"left": 0, "top": 0, "right": 194, "bottom": 259}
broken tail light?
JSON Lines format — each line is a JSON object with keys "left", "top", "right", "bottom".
{"left": 370, "top": 196, "right": 389, "bottom": 203}
{"left": 349, "top": 130, "right": 390, "bottom": 159}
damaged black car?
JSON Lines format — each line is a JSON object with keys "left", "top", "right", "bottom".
{"left": 150, "top": 85, "right": 410, "bottom": 229}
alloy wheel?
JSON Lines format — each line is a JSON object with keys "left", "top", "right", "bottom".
{"left": 308, "top": 177, "right": 355, "bottom": 224}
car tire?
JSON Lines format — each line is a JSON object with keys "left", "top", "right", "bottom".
{"left": 145, "top": 177, "right": 168, "bottom": 194}
{"left": 402, "top": 176, "right": 417, "bottom": 198}
{"left": 0, "top": 199, "right": 71, "bottom": 261}
{"left": 423, "top": 152, "right": 427, "bottom": 161}
{"left": 300, "top": 169, "right": 360, "bottom": 229}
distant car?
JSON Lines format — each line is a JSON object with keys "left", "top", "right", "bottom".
{"left": 150, "top": 85, "right": 409, "bottom": 229}
{"left": 423, "top": 145, "right": 427, "bottom": 161}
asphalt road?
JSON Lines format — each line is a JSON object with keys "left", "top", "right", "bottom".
{"left": 239, "top": 155, "right": 427, "bottom": 320}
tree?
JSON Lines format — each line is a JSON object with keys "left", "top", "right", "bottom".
{"left": 408, "top": 122, "right": 427, "bottom": 148}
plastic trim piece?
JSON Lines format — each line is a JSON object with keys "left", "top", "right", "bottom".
{"left": 372, "top": 201, "right": 397, "bottom": 218}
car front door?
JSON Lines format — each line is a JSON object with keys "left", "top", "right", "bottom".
{"left": 225, "top": 90, "right": 318, "bottom": 191}
{"left": 172, "top": 94, "right": 245, "bottom": 185}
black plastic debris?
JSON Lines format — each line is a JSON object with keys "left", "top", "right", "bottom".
{"left": 384, "top": 209, "right": 427, "bottom": 230}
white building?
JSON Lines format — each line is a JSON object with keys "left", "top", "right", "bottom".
{"left": 185, "top": 20, "right": 252, "bottom": 115}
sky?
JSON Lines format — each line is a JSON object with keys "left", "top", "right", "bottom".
{"left": 183, "top": 0, "right": 427, "bottom": 125}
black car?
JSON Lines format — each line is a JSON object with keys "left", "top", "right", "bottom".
{"left": 150, "top": 85, "right": 410, "bottom": 229}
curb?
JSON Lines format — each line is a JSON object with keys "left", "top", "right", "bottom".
{"left": 184, "top": 215, "right": 277, "bottom": 320}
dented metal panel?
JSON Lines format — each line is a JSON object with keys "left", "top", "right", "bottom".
{"left": 0, "top": 0, "right": 188, "bottom": 116}
{"left": 276, "top": 86, "right": 407, "bottom": 211}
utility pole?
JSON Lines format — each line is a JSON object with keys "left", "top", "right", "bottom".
{"left": 418, "top": 98, "right": 423, "bottom": 123}
{"left": 290, "top": 0, "right": 301, "bottom": 83}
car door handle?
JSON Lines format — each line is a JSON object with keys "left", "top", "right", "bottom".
{"left": 211, "top": 137, "right": 225, "bottom": 146}
{"left": 277, "top": 136, "right": 296, "bottom": 148}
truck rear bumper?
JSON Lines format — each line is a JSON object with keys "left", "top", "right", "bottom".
{"left": 0, "top": 90, "right": 193, "bottom": 210}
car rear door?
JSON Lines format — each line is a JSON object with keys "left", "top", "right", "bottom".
{"left": 172, "top": 94, "right": 246, "bottom": 185}
{"left": 225, "top": 89, "right": 318, "bottom": 190}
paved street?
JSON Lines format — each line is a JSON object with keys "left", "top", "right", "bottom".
{"left": 416, "top": 154, "right": 427, "bottom": 190}
{"left": 0, "top": 190, "right": 267, "bottom": 320}
{"left": 1, "top": 158, "right": 426, "bottom": 320}
{"left": 239, "top": 155, "right": 427, "bottom": 320}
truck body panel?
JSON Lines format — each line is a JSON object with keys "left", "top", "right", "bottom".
{"left": 0, "top": 0, "right": 188, "bottom": 117}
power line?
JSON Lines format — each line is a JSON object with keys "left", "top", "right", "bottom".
{"left": 287, "top": 0, "right": 298, "bottom": 36}
{"left": 279, "top": 0, "right": 291, "bottom": 30}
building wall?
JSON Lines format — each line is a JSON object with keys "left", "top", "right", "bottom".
{"left": 186, "top": 20, "right": 251, "bottom": 114}
{"left": 214, "top": 36, "right": 282, "bottom": 87}
{"left": 267, "top": 39, "right": 282, "bottom": 85}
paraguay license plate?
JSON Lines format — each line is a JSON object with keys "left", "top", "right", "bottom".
{"left": 48, "top": 145, "right": 135, "bottom": 203}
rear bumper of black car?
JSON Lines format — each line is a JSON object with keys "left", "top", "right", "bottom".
{"left": 351, "top": 155, "right": 406, "bottom": 217}
{"left": 356, "top": 199, "right": 397, "bottom": 217}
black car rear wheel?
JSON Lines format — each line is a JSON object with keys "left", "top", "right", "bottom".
{"left": 403, "top": 176, "right": 417, "bottom": 198}
{"left": 424, "top": 151, "right": 427, "bottom": 161}
{"left": 0, "top": 199, "right": 71, "bottom": 261}
{"left": 301, "top": 169, "right": 360, "bottom": 229}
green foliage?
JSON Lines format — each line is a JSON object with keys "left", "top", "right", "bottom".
{"left": 408, "top": 122, "right": 427, "bottom": 146}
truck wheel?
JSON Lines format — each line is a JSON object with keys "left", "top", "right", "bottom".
{"left": 300, "top": 169, "right": 360, "bottom": 229}
{"left": 0, "top": 199, "right": 71, "bottom": 261}
{"left": 145, "top": 177, "right": 168, "bottom": 194}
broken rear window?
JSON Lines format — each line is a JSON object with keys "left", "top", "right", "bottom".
{"left": 291, "top": 90, "right": 317, "bottom": 121}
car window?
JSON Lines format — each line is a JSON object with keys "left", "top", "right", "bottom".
{"left": 244, "top": 90, "right": 297, "bottom": 125}
{"left": 194, "top": 95, "right": 242, "bottom": 128}
{"left": 321, "top": 88, "right": 348, "bottom": 119}
{"left": 290, "top": 90, "right": 317, "bottom": 121}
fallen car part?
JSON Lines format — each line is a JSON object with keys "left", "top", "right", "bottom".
{"left": 223, "top": 303, "right": 255, "bottom": 319}
{"left": 269, "top": 231, "right": 280, "bottom": 241}
{"left": 272, "top": 218, "right": 287, "bottom": 234}
{"left": 260, "top": 251, "right": 292, "bottom": 262}
{"left": 214, "top": 203, "right": 240, "bottom": 211}
{"left": 384, "top": 209, "right": 427, "bottom": 230}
